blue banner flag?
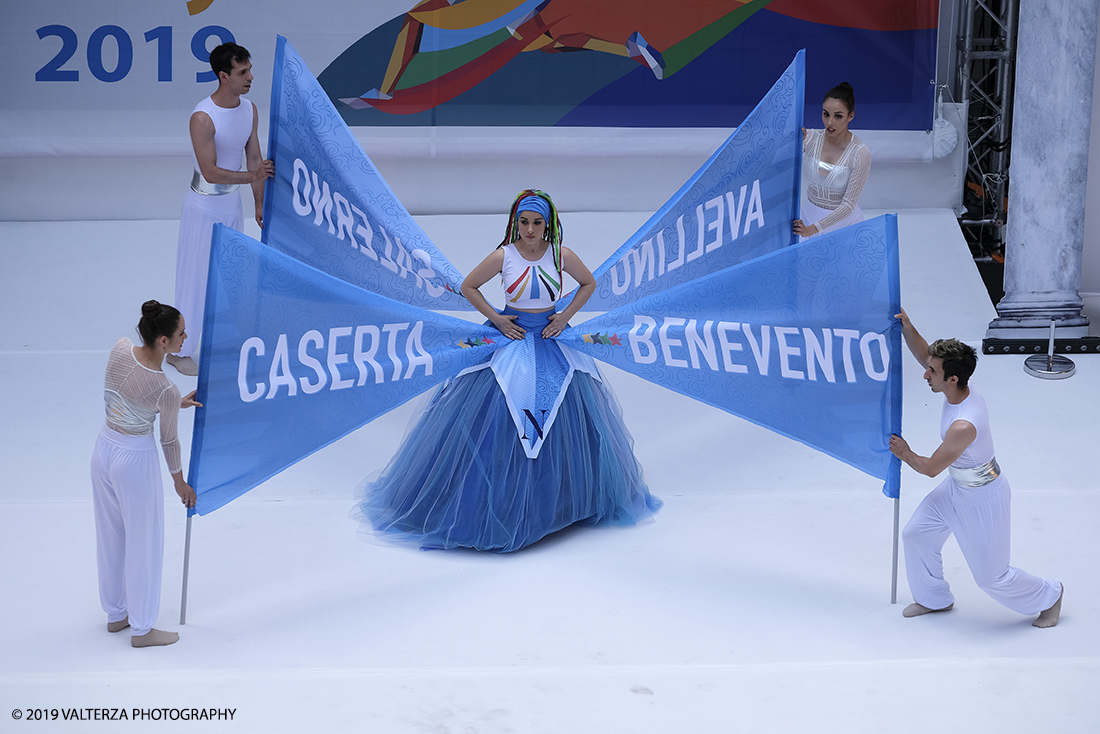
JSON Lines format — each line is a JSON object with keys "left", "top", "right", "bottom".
{"left": 567, "top": 50, "right": 805, "bottom": 312}
{"left": 187, "top": 224, "right": 504, "bottom": 515}
{"left": 559, "top": 215, "right": 903, "bottom": 498}
{"left": 262, "top": 36, "right": 472, "bottom": 310}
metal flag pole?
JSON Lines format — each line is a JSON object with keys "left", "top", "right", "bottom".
{"left": 180, "top": 513, "right": 193, "bottom": 625}
{"left": 891, "top": 496, "right": 900, "bottom": 604}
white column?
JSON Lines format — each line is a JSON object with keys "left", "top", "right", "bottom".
{"left": 986, "top": 0, "right": 1099, "bottom": 340}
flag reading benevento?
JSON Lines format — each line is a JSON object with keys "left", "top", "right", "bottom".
{"left": 560, "top": 215, "right": 903, "bottom": 498}
{"left": 565, "top": 50, "right": 805, "bottom": 312}
{"left": 187, "top": 224, "right": 504, "bottom": 516}
{"left": 262, "top": 35, "right": 471, "bottom": 310}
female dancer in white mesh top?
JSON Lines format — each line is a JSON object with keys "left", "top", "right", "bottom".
{"left": 90, "top": 301, "right": 201, "bottom": 647}
{"left": 793, "top": 82, "right": 871, "bottom": 239}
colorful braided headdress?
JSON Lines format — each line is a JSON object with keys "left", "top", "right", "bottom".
{"left": 499, "top": 189, "right": 564, "bottom": 291}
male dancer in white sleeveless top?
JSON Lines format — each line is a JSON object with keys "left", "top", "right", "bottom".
{"left": 889, "top": 309, "right": 1062, "bottom": 627}
{"left": 167, "top": 43, "right": 274, "bottom": 376}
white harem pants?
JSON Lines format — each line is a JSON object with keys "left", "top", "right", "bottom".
{"left": 90, "top": 425, "right": 165, "bottom": 636}
{"left": 174, "top": 187, "right": 243, "bottom": 358}
{"left": 903, "top": 474, "right": 1060, "bottom": 615}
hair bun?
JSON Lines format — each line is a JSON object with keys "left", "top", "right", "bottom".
{"left": 824, "top": 82, "right": 857, "bottom": 113}
{"left": 136, "top": 300, "right": 181, "bottom": 346}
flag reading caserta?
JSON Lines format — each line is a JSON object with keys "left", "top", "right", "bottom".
{"left": 188, "top": 224, "right": 503, "bottom": 515}
{"left": 560, "top": 215, "right": 903, "bottom": 498}
{"left": 262, "top": 35, "right": 471, "bottom": 310}
{"left": 566, "top": 49, "right": 804, "bottom": 312}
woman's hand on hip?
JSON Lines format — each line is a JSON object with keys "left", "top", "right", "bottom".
{"left": 492, "top": 313, "right": 526, "bottom": 340}
{"left": 542, "top": 312, "right": 570, "bottom": 338}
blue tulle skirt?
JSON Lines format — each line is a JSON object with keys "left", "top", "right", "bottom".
{"left": 358, "top": 309, "right": 661, "bottom": 552}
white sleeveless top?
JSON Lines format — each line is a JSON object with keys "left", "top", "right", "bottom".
{"left": 501, "top": 243, "right": 562, "bottom": 308}
{"left": 940, "top": 383, "right": 995, "bottom": 470}
{"left": 190, "top": 95, "right": 254, "bottom": 174}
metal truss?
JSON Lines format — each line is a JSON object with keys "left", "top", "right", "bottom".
{"left": 955, "top": 0, "right": 1018, "bottom": 263}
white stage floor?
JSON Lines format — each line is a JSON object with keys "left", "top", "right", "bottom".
{"left": 1, "top": 209, "right": 1096, "bottom": 732}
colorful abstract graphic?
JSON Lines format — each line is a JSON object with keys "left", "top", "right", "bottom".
{"left": 319, "top": 0, "right": 938, "bottom": 129}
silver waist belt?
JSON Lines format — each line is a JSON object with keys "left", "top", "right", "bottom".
{"left": 190, "top": 170, "right": 237, "bottom": 196}
{"left": 949, "top": 457, "right": 1000, "bottom": 487}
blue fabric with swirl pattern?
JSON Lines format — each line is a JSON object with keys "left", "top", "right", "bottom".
{"left": 189, "top": 45, "right": 899, "bottom": 535}
{"left": 262, "top": 36, "right": 473, "bottom": 311}
{"left": 484, "top": 308, "right": 602, "bottom": 459}
{"left": 562, "top": 50, "right": 805, "bottom": 313}
{"left": 358, "top": 308, "right": 661, "bottom": 552}
{"left": 187, "top": 225, "right": 504, "bottom": 516}
{"left": 560, "top": 215, "right": 903, "bottom": 498}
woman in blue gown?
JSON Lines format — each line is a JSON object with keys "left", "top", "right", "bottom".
{"left": 358, "top": 190, "right": 661, "bottom": 552}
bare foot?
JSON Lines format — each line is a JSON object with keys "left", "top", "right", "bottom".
{"left": 903, "top": 602, "right": 954, "bottom": 618}
{"left": 1033, "top": 584, "right": 1063, "bottom": 628}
